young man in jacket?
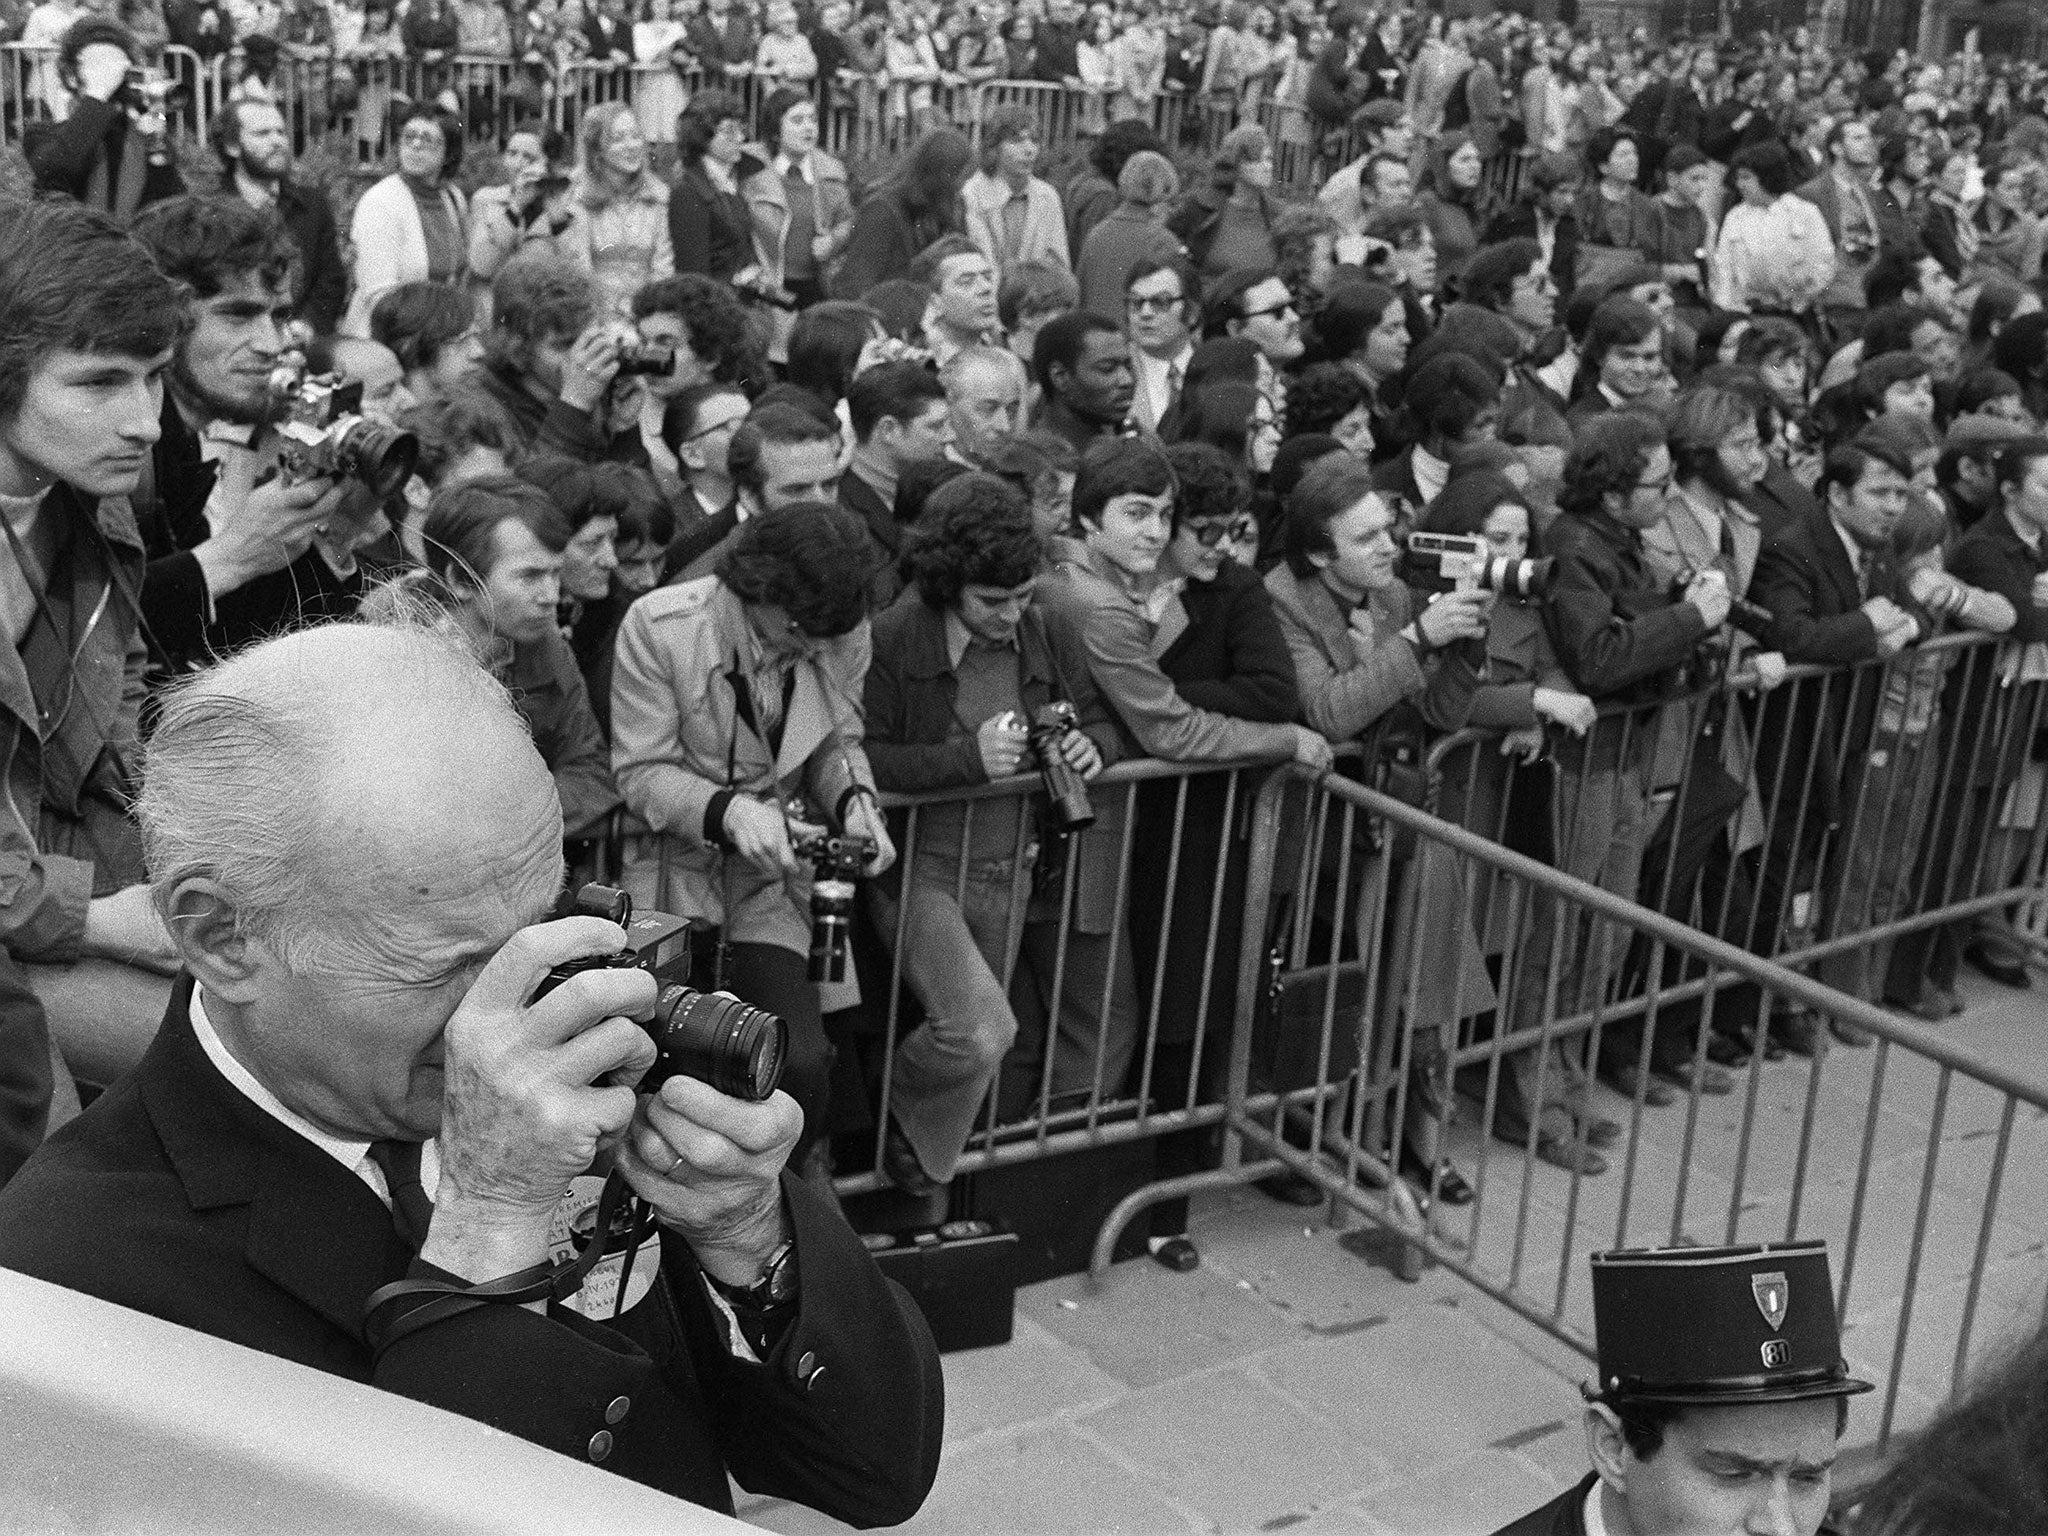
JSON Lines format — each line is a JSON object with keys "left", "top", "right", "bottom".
{"left": 0, "top": 200, "right": 189, "bottom": 1174}
{"left": 862, "top": 473, "right": 1127, "bottom": 1192}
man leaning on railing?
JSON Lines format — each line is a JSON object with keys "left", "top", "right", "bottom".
{"left": 861, "top": 471, "right": 1128, "bottom": 1195}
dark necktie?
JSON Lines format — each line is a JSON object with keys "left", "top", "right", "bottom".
{"left": 368, "top": 1139, "right": 434, "bottom": 1252}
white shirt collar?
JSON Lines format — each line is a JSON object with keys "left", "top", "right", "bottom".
{"left": 1412, "top": 445, "right": 1450, "bottom": 506}
{"left": 1584, "top": 1479, "right": 1613, "bottom": 1536}
{"left": 189, "top": 984, "right": 372, "bottom": 1176}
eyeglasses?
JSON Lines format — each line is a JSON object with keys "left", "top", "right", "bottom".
{"left": 399, "top": 127, "right": 443, "bottom": 146}
{"left": 1240, "top": 300, "right": 1297, "bottom": 322}
{"left": 682, "top": 414, "right": 745, "bottom": 442}
{"left": 1188, "top": 516, "right": 1258, "bottom": 548}
{"left": 1126, "top": 292, "right": 1184, "bottom": 314}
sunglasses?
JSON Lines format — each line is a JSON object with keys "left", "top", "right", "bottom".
{"left": 1126, "top": 292, "right": 1184, "bottom": 314}
{"left": 1188, "top": 516, "right": 1258, "bottom": 548}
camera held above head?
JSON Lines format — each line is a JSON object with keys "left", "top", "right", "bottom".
{"left": 272, "top": 370, "right": 420, "bottom": 498}
{"left": 535, "top": 883, "right": 788, "bottom": 1102}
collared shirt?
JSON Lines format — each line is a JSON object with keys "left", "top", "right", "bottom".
{"left": 1131, "top": 342, "right": 1192, "bottom": 434}
{"left": 1829, "top": 512, "right": 1868, "bottom": 596}
{"left": 189, "top": 984, "right": 444, "bottom": 1207}
{"left": 1584, "top": 1480, "right": 1612, "bottom": 1536}
{"left": 773, "top": 150, "right": 813, "bottom": 184}
{"left": 1412, "top": 444, "right": 1450, "bottom": 507}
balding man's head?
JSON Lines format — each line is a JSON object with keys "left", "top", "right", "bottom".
{"left": 142, "top": 622, "right": 561, "bottom": 979}
{"left": 941, "top": 345, "right": 1025, "bottom": 463}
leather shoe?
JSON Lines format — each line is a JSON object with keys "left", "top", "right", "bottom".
{"left": 1829, "top": 1018, "right": 1875, "bottom": 1048}
{"left": 1772, "top": 1009, "right": 1826, "bottom": 1057}
{"left": 1705, "top": 1033, "right": 1753, "bottom": 1068}
{"left": 1534, "top": 1135, "right": 1608, "bottom": 1176}
{"left": 1148, "top": 1235, "right": 1200, "bottom": 1272}
{"left": 1399, "top": 1146, "right": 1475, "bottom": 1205}
{"left": 881, "top": 1121, "right": 942, "bottom": 1198}
{"left": 1654, "top": 1061, "right": 1735, "bottom": 1096}
{"left": 1602, "top": 1065, "right": 1679, "bottom": 1107}
{"left": 1582, "top": 1116, "right": 1623, "bottom": 1150}
{"left": 1884, "top": 983, "right": 1949, "bottom": 1025}
{"left": 1964, "top": 942, "right": 2032, "bottom": 990}
{"left": 1255, "top": 1170, "right": 1326, "bottom": 1207}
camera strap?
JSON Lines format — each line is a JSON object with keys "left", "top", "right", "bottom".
{"left": 362, "top": 1168, "right": 641, "bottom": 1358}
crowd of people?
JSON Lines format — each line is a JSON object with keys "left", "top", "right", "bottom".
{"left": 3, "top": 0, "right": 2048, "bottom": 1252}
{"left": 2, "top": 0, "right": 2048, "bottom": 1526}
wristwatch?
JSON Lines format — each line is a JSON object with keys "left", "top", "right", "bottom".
{"left": 708, "top": 1237, "right": 798, "bottom": 1312}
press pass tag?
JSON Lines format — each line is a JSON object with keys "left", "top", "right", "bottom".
{"left": 548, "top": 1175, "right": 661, "bottom": 1319}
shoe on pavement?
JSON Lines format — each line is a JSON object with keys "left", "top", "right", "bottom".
{"left": 1581, "top": 1115, "right": 1623, "bottom": 1149}
{"left": 1255, "top": 1170, "right": 1326, "bottom": 1207}
{"left": 1883, "top": 982, "right": 1949, "bottom": 1024}
{"left": 1964, "top": 942, "right": 2032, "bottom": 990}
{"left": 881, "top": 1121, "right": 942, "bottom": 1198}
{"left": 1147, "top": 1235, "right": 1200, "bottom": 1272}
{"left": 1603, "top": 1065, "right": 1679, "bottom": 1107}
{"left": 1533, "top": 1135, "right": 1608, "bottom": 1176}
{"left": 1828, "top": 1018, "right": 1875, "bottom": 1048}
{"left": 1773, "top": 1010, "right": 1827, "bottom": 1057}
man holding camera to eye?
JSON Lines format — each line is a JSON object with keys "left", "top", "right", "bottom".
{"left": 612, "top": 499, "right": 895, "bottom": 1185}
{"left": 0, "top": 620, "right": 943, "bottom": 1520}
{"left": 474, "top": 256, "right": 653, "bottom": 470}
{"left": 126, "top": 196, "right": 371, "bottom": 678}
{"left": 26, "top": 18, "right": 186, "bottom": 222}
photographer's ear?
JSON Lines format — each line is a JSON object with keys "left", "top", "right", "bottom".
{"left": 163, "top": 878, "right": 267, "bottom": 1004}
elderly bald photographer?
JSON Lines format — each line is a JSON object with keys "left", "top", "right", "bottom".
{"left": 0, "top": 622, "right": 942, "bottom": 1522}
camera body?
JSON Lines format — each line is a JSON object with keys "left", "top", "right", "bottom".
{"left": 1403, "top": 531, "right": 1553, "bottom": 600}
{"left": 122, "top": 66, "right": 175, "bottom": 109}
{"left": 535, "top": 883, "right": 787, "bottom": 1102}
{"left": 613, "top": 339, "right": 676, "bottom": 377}
{"left": 789, "top": 825, "right": 874, "bottom": 983}
{"left": 274, "top": 371, "right": 421, "bottom": 498}
{"left": 1026, "top": 701, "right": 1094, "bottom": 833}
{"left": 1670, "top": 567, "right": 1776, "bottom": 640}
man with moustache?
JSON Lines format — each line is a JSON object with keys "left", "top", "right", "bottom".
{"left": 128, "top": 195, "right": 351, "bottom": 678}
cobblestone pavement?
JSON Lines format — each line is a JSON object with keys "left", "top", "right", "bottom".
{"left": 742, "top": 970, "right": 2048, "bottom": 1535}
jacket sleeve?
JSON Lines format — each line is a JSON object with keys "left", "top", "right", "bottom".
{"left": 1083, "top": 600, "right": 1298, "bottom": 763}
{"left": 26, "top": 98, "right": 119, "bottom": 197}
{"left": 1273, "top": 597, "right": 1426, "bottom": 742}
{"left": 298, "top": 199, "right": 349, "bottom": 336}
{"left": 348, "top": 182, "right": 409, "bottom": 319}
{"left": 610, "top": 603, "right": 723, "bottom": 848}
{"left": 668, "top": 175, "right": 715, "bottom": 276}
{"left": 1173, "top": 577, "right": 1301, "bottom": 724}
{"left": 1751, "top": 533, "right": 1880, "bottom": 664}
{"left": 1949, "top": 531, "right": 2048, "bottom": 644}
{"left": 537, "top": 659, "right": 622, "bottom": 839}
{"left": 860, "top": 625, "right": 987, "bottom": 794}
{"left": 1545, "top": 537, "right": 1711, "bottom": 696}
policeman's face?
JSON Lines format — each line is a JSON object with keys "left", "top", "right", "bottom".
{"left": 1608, "top": 1399, "right": 1839, "bottom": 1536}
{"left": 0, "top": 346, "right": 168, "bottom": 501}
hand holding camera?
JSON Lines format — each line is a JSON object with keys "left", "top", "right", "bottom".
{"left": 723, "top": 793, "right": 800, "bottom": 874}
{"left": 75, "top": 42, "right": 134, "bottom": 103}
{"left": 618, "top": 1073, "right": 800, "bottom": 1277}
{"left": 558, "top": 323, "right": 624, "bottom": 413}
{"left": 427, "top": 915, "right": 661, "bottom": 1279}
{"left": 1684, "top": 568, "right": 1733, "bottom": 629}
{"left": 976, "top": 710, "right": 1030, "bottom": 779}
{"left": 1415, "top": 586, "right": 1491, "bottom": 649}
{"left": 195, "top": 471, "right": 350, "bottom": 600}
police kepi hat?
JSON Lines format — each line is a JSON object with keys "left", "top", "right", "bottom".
{"left": 1589, "top": 1241, "right": 1874, "bottom": 1406}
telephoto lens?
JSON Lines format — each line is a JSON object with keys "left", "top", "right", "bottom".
{"left": 1027, "top": 702, "right": 1094, "bottom": 832}
{"left": 333, "top": 417, "right": 420, "bottom": 498}
{"left": 807, "top": 864, "right": 858, "bottom": 983}
{"left": 1481, "top": 554, "right": 1555, "bottom": 600}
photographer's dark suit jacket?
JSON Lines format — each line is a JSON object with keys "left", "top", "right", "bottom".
{"left": 0, "top": 978, "right": 944, "bottom": 1523}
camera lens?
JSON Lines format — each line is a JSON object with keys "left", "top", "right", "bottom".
{"left": 807, "top": 879, "right": 856, "bottom": 983}
{"left": 335, "top": 418, "right": 420, "bottom": 498}
{"left": 641, "top": 985, "right": 786, "bottom": 1101}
